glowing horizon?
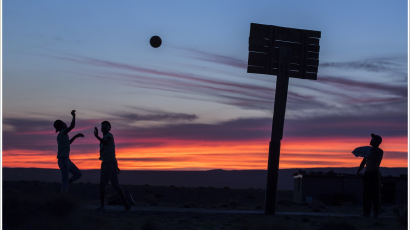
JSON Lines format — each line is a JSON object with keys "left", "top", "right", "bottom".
{"left": 3, "top": 136, "right": 407, "bottom": 170}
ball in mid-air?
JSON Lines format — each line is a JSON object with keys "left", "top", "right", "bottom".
{"left": 150, "top": 35, "right": 162, "bottom": 48}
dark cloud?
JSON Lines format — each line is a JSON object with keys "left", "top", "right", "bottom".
{"left": 3, "top": 117, "right": 98, "bottom": 152}
{"left": 117, "top": 117, "right": 271, "bottom": 142}
{"left": 5, "top": 118, "right": 53, "bottom": 132}
{"left": 320, "top": 56, "right": 407, "bottom": 75}
{"left": 2, "top": 109, "right": 194, "bottom": 153}
{"left": 4, "top": 109, "right": 406, "bottom": 154}
{"left": 284, "top": 111, "right": 407, "bottom": 138}
{"left": 3, "top": 116, "right": 268, "bottom": 153}
{"left": 320, "top": 76, "right": 407, "bottom": 98}
{"left": 114, "top": 111, "right": 198, "bottom": 122}
{"left": 117, "top": 157, "right": 195, "bottom": 162}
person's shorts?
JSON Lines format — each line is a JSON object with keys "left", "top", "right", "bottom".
{"left": 100, "top": 161, "right": 119, "bottom": 185}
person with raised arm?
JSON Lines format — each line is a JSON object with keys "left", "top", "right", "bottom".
{"left": 53, "top": 110, "right": 83, "bottom": 192}
{"left": 94, "top": 121, "right": 130, "bottom": 211}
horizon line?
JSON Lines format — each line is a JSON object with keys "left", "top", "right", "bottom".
{"left": 3, "top": 166, "right": 408, "bottom": 171}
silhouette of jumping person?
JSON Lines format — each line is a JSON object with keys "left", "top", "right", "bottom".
{"left": 357, "top": 133, "right": 383, "bottom": 218}
{"left": 94, "top": 121, "right": 131, "bottom": 211}
{"left": 53, "top": 110, "right": 83, "bottom": 192}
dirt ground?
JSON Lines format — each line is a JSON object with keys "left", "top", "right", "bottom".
{"left": 2, "top": 181, "right": 407, "bottom": 230}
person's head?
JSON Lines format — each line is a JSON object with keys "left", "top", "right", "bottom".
{"left": 53, "top": 120, "right": 67, "bottom": 132}
{"left": 101, "top": 121, "right": 111, "bottom": 133}
{"left": 370, "top": 133, "right": 382, "bottom": 147}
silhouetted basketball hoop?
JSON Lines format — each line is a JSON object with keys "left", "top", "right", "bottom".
{"left": 247, "top": 23, "right": 321, "bottom": 215}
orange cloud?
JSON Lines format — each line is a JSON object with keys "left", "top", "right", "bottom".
{"left": 3, "top": 136, "right": 407, "bottom": 170}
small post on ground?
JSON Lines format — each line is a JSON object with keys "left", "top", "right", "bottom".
{"left": 247, "top": 23, "right": 321, "bottom": 215}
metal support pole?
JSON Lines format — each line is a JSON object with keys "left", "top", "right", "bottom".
{"left": 264, "top": 63, "right": 289, "bottom": 215}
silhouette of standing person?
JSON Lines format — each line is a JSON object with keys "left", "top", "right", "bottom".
{"left": 53, "top": 110, "right": 84, "bottom": 192}
{"left": 357, "top": 133, "right": 383, "bottom": 218}
{"left": 94, "top": 121, "right": 130, "bottom": 211}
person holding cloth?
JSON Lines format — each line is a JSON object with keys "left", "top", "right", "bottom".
{"left": 357, "top": 133, "right": 384, "bottom": 218}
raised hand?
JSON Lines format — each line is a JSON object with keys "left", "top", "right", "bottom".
{"left": 94, "top": 127, "right": 99, "bottom": 137}
{"left": 77, "top": 133, "right": 85, "bottom": 138}
{"left": 64, "top": 110, "right": 76, "bottom": 134}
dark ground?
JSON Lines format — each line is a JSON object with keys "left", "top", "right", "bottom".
{"left": 3, "top": 167, "right": 407, "bottom": 190}
{"left": 2, "top": 181, "right": 407, "bottom": 230}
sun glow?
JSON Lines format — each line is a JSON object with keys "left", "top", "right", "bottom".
{"left": 2, "top": 136, "right": 407, "bottom": 170}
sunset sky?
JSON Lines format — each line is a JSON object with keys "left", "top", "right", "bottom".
{"left": 3, "top": 0, "right": 408, "bottom": 170}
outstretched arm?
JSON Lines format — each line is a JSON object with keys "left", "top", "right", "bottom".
{"left": 357, "top": 158, "right": 366, "bottom": 175}
{"left": 63, "top": 110, "right": 76, "bottom": 134}
{"left": 70, "top": 133, "right": 84, "bottom": 144}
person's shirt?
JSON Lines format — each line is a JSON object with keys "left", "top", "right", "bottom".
{"left": 100, "top": 132, "right": 116, "bottom": 162}
{"left": 365, "top": 147, "right": 383, "bottom": 172}
{"left": 57, "top": 129, "right": 70, "bottom": 159}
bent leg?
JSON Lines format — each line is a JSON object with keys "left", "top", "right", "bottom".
{"left": 58, "top": 159, "right": 69, "bottom": 192}
{"left": 110, "top": 172, "right": 130, "bottom": 210}
{"left": 68, "top": 160, "right": 82, "bottom": 184}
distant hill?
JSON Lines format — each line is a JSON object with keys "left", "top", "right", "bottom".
{"left": 2, "top": 167, "right": 407, "bottom": 190}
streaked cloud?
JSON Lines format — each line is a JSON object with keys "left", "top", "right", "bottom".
{"left": 54, "top": 54, "right": 324, "bottom": 111}
{"left": 320, "top": 56, "right": 407, "bottom": 75}
{"left": 319, "top": 76, "right": 407, "bottom": 98}
{"left": 178, "top": 47, "right": 247, "bottom": 69}
{"left": 112, "top": 110, "right": 198, "bottom": 122}
{"left": 4, "top": 109, "right": 406, "bottom": 153}
{"left": 54, "top": 53, "right": 407, "bottom": 114}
